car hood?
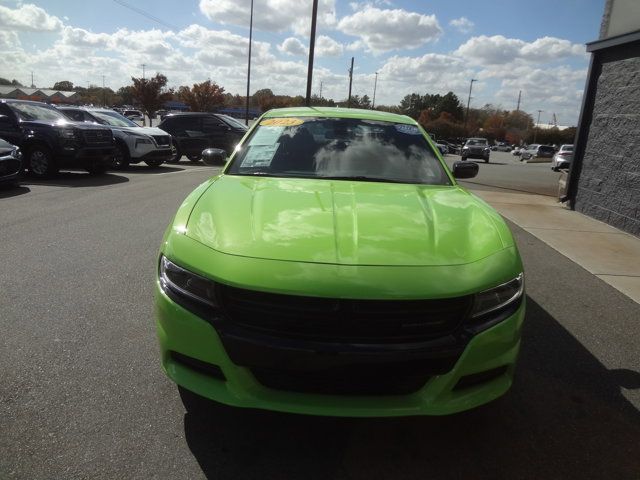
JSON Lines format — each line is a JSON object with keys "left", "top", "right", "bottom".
{"left": 19, "top": 119, "right": 111, "bottom": 131}
{"left": 113, "top": 126, "right": 168, "bottom": 136}
{"left": 185, "top": 175, "right": 508, "bottom": 266}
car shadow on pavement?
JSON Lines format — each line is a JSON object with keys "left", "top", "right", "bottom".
{"left": 0, "top": 185, "right": 30, "bottom": 198}
{"left": 21, "top": 171, "right": 129, "bottom": 188}
{"left": 182, "top": 296, "right": 640, "bottom": 480}
{"left": 123, "top": 165, "right": 186, "bottom": 175}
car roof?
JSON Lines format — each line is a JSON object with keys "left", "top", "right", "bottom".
{"left": 261, "top": 107, "right": 415, "bottom": 125}
{"left": 162, "top": 112, "right": 218, "bottom": 118}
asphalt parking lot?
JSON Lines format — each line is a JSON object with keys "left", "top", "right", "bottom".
{"left": 1, "top": 157, "right": 639, "bottom": 479}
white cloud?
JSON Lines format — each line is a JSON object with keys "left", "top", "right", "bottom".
{"left": 449, "top": 17, "right": 474, "bottom": 34}
{"left": 0, "top": 3, "right": 63, "bottom": 32}
{"left": 278, "top": 37, "right": 307, "bottom": 56}
{"left": 338, "top": 6, "right": 442, "bottom": 53}
{"left": 316, "top": 35, "right": 343, "bottom": 57}
{"left": 199, "top": 0, "right": 336, "bottom": 35}
{"left": 455, "top": 35, "right": 586, "bottom": 65}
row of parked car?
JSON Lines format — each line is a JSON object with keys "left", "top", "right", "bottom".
{"left": 0, "top": 99, "right": 249, "bottom": 185}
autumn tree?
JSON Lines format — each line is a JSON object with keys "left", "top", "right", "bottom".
{"left": 130, "top": 73, "right": 173, "bottom": 126}
{"left": 178, "top": 80, "right": 226, "bottom": 112}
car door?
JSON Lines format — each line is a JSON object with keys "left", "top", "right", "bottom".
{"left": 0, "top": 104, "right": 23, "bottom": 147}
{"left": 175, "top": 116, "right": 208, "bottom": 155}
{"left": 202, "top": 115, "right": 229, "bottom": 151}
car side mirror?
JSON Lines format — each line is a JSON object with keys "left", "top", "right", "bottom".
{"left": 452, "top": 161, "right": 479, "bottom": 179}
{"left": 202, "top": 148, "right": 227, "bottom": 166}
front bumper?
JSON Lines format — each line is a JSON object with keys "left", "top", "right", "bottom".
{"left": 57, "top": 144, "right": 115, "bottom": 166}
{"left": 156, "top": 281, "right": 525, "bottom": 417}
{"left": 0, "top": 156, "right": 22, "bottom": 184}
{"left": 462, "top": 149, "right": 490, "bottom": 159}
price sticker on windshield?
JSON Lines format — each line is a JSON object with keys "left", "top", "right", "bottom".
{"left": 260, "top": 118, "right": 305, "bottom": 127}
{"left": 394, "top": 124, "right": 421, "bottom": 135}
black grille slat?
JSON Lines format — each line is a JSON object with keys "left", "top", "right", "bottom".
{"left": 83, "top": 129, "right": 112, "bottom": 145}
{"left": 152, "top": 135, "right": 170, "bottom": 146}
{"left": 217, "top": 284, "right": 472, "bottom": 344}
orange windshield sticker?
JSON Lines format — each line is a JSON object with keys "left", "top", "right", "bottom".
{"left": 260, "top": 118, "right": 305, "bottom": 127}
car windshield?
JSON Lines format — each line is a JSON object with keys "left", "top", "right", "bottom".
{"left": 466, "top": 139, "right": 487, "bottom": 146}
{"left": 91, "top": 110, "right": 138, "bottom": 127}
{"left": 9, "top": 102, "right": 67, "bottom": 121}
{"left": 220, "top": 115, "right": 248, "bottom": 130}
{"left": 227, "top": 117, "right": 451, "bottom": 185}
{"left": 539, "top": 146, "right": 555, "bottom": 153}
{"left": 561, "top": 145, "right": 574, "bottom": 151}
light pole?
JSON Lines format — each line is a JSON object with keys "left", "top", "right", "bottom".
{"left": 347, "top": 57, "right": 354, "bottom": 108}
{"left": 245, "top": 0, "right": 254, "bottom": 125}
{"left": 463, "top": 78, "right": 477, "bottom": 135}
{"left": 305, "top": 0, "right": 319, "bottom": 106}
{"left": 533, "top": 109, "right": 543, "bottom": 143}
{"left": 102, "top": 75, "right": 106, "bottom": 107}
{"left": 372, "top": 72, "right": 378, "bottom": 109}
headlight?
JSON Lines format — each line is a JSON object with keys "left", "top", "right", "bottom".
{"left": 462, "top": 146, "right": 469, "bottom": 151}
{"left": 57, "top": 128, "right": 76, "bottom": 139}
{"left": 12, "top": 147, "right": 22, "bottom": 160}
{"left": 471, "top": 273, "right": 524, "bottom": 318}
{"left": 159, "top": 256, "right": 218, "bottom": 308}
{"left": 135, "top": 137, "right": 153, "bottom": 148}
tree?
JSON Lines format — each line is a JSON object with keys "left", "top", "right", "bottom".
{"left": 417, "top": 109, "right": 433, "bottom": 127}
{"left": 0, "top": 77, "right": 24, "bottom": 87}
{"left": 130, "top": 73, "right": 173, "bottom": 126}
{"left": 252, "top": 89, "right": 275, "bottom": 108}
{"left": 178, "top": 80, "right": 226, "bottom": 112}
{"left": 399, "top": 93, "right": 427, "bottom": 119}
{"left": 434, "top": 92, "right": 464, "bottom": 121}
{"left": 117, "top": 86, "right": 134, "bottom": 106}
{"left": 53, "top": 81, "right": 74, "bottom": 91}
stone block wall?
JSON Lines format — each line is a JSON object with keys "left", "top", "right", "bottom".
{"left": 574, "top": 55, "right": 640, "bottom": 236}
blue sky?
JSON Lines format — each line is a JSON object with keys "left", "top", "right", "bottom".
{"left": 1, "top": 0, "right": 605, "bottom": 124}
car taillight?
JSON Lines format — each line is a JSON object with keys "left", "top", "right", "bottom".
{"left": 559, "top": 152, "right": 571, "bottom": 156}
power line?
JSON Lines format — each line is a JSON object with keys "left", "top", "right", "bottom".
{"left": 111, "top": 0, "right": 180, "bottom": 30}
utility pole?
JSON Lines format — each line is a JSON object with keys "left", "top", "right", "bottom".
{"left": 372, "top": 72, "right": 378, "bottom": 109}
{"left": 533, "top": 109, "right": 543, "bottom": 143}
{"left": 305, "top": 0, "right": 319, "bottom": 107}
{"left": 347, "top": 57, "right": 354, "bottom": 108}
{"left": 31, "top": 72, "right": 35, "bottom": 88}
{"left": 141, "top": 64, "right": 146, "bottom": 79}
{"left": 102, "top": 75, "right": 106, "bottom": 106}
{"left": 516, "top": 90, "right": 521, "bottom": 112}
{"left": 463, "top": 78, "right": 477, "bottom": 135}
{"left": 245, "top": 0, "right": 254, "bottom": 125}
{"left": 319, "top": 81, "right": 323, "bottom": 99}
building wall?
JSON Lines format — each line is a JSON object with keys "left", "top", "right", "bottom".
{"left": 573, "top": 47, "right": 640, "bottom": 236}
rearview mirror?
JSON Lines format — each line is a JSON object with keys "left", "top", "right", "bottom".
{"left": 452, "top": 161, "right": 479, "bottom": 179}
{"left": 202, "top": 148, "right": 227, "bottom": 166}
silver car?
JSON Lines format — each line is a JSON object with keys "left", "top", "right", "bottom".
{"left": 551, "top": 144, "right": 574, "bottom": 171}
{"left": 58, "top": 107, "right": 173, "bottom": 169}
{"left": 520, "top": 144, "right": 555, "bottom": 163}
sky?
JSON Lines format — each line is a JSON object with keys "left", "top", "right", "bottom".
{"left": 0, "top": 0, "right": 605, "bottom": 125}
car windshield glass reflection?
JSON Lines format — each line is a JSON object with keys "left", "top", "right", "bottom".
{"left": 9, "top": 103, "right": 67, "bottom": 121}
{"left": 92, "top": 111, "right": 138, "bottom": 127}
{"left": 228, "top": 118, "right": 450, "bottom": 185}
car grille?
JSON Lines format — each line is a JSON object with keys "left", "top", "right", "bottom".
{"left": 217, "top": 284, "right": 473, "bottom": 344}
{"left": 251, "top": 363, "right": 433, "bottom": 395}
{"left": 152, "top": 135, "right": 170, "bottom": 146}
{"left": 0, "top": 158, "right": 21, "bottom": 177}
{"left": 83, "top": 129, "right": 112, "bottom": 145}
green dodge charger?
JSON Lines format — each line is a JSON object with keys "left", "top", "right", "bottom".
{"left": 155, "top": 107, "right": 525, "bottom": 417}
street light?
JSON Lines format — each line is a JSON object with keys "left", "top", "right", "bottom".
{"left": 533, "top": 109, "right": 543, "bottom": 143}
{"left": 245, "top": 0, "right": 254, "bottom": 125}
{"left": 305, "top": 0, "right": 319, "bottom": 106}
{"left": 372, "top": 72, "right": 378, "bottom": 109}
{"left": 463, "top": 78, "right": 477, "bottom": 135}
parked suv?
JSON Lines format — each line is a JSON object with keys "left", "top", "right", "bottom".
{"left": 58, "top": 107, "right": 173, "bottom": 169}
{"left": 520, "top": 144, "right": 555, "bottom": 163}
{"left": 0, "top": 138, "right": 22, "bottom": 186}
{"left": 0, "top": 100, "right": 114, "bottom": 177}
{"left": 158, "top": 112, "right": 248, "bottom": 163}
{"left": 461, "top": 138, "right": 491, "bottom": 162}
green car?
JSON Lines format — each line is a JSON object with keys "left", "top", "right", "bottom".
{"left": 156, "top": 107, "right": 525, "bottom": 417}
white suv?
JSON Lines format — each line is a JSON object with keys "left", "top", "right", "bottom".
{"left": 59, "top": 107, "right": 173, "bottom": 169}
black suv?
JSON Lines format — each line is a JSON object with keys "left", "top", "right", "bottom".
{"left": 0, "top": 100, "right": 115, "bottom": 177}
{"left": 158, "top": 112, "right": 247, "bottom": 163}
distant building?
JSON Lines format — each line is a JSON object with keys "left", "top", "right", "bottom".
{"left": 534, "top": 123, "right": 572, "bottom": 131}
{"left": 0, "top": 86, "right": 81, "bottom": 104}
{"left": 565, "top": 0, "right": 640, "bottom": 237}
